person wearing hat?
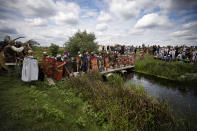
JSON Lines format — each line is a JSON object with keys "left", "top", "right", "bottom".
{"left": 3, "top": 39, "right": 24, "bottom": 76}
{"left": 21, "top": 50, "right": 39, "bottom": 82}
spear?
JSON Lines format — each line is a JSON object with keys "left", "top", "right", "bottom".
{"left": 13, "top": 37, "right": 25, "bottom": 41}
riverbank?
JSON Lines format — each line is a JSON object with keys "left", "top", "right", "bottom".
{"left": 0, "top": 72, "right": 176, "bottom": 130}
{"left": 134, "top": 55, "right": 197, "bottom": 81}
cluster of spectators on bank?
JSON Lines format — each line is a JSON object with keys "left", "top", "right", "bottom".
{"left": 151, "top": 45, "right": 197, "bottom": 63}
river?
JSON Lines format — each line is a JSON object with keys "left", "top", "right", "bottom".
{"left": 125, "top": 72, "right": 197, "bottom": 130}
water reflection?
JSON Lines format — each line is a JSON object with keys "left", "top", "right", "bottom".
{"left": 125, "top": 72, "right": 197, "bottom": 130}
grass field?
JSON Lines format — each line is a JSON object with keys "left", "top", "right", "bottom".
{"left": 134, "top": 54, "right": 197, "bottom": 81}
{"left": 0, "top": 74, "right": 101, "bottom": 130}
{"left": 0, "top": 72, "right": 177, "bottom": 130}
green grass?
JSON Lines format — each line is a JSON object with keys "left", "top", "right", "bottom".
{"left": 0, "top": 72, "right": 177, "bottom": 130}
{"left": 134, "top": 55, "right": 197, "bottom": 81}
{"left": 0, "top": 75, "right": 101, "bottom": 131}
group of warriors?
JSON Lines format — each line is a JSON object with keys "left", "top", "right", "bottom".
{"left": 41, "top": 50, "right": 136, "bottom": 80}
{"left": 0, "top": 36, "right": 138, "bottom": 81}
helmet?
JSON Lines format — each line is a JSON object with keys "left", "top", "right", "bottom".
{"left": 4, "top": 35, "right": 10, "bottom": 42}
{"left": 28, "top": 50, "right": 33, "bottom": 55}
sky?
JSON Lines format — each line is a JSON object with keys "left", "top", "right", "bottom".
{"left": 0, "top": 0, "right": 197, "bottom": 46}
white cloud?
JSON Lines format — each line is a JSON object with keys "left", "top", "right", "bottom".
{"left": 171, "top": 21, "right": 197, "bottom": 41}
{"left": 98, "top": 11, "right": 112, "bottom": 22}
{"left": 135, "top": 13, "right": 172, "bottom": 29}
{"left": 0, "top": 0, "right": 56, "bottom": 18}
{"left": 25, "top": 18, "right": 48, "bottom": 26}
{"left": 109, "top": 0, "right": 139, "bottom": 20}
{"left": 96, "top": 23, "right": 108, "bottom": 31}
{"left": 53, "top": 12, "right": 79, "bottom": 25}
{"left": 52, "top": 1, "right": 80, "bottom": 25}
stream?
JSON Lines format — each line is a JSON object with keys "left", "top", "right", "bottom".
{"left": 125, "top": 72, "right": 197, "bottom": 130}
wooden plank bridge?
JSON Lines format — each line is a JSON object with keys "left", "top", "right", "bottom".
{"left": 101, "top": 65, "right": 135, "bottom": 74}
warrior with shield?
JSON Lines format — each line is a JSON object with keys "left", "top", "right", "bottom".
{"left": 3, "top": 37, "right": 25, "bottom": 76}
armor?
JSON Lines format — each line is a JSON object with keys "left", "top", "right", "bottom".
{"left": 4, "top": 44, "right": 17, "bottom": 65}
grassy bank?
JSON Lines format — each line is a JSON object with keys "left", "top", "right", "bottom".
{"left": 0, "top": 72, "right": 177, "bottom": 130}
{"left": 0, "top": 75, "right": 101, "bottom": 130}
{"left": 134, "top": 55, "right": 197, "bottom": 81}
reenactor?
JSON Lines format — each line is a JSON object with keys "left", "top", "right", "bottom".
{"left": 42, "top": 54, "right": 55, "bottom": 77}
{"left": 21, "top": 50, "right": 39, "bottom": 82}
{"left": 0, "top": 36, "right": 10, "bottom": 70}
{"left": 104, "top": 52, "right": 110, "bottom": 70}
{"left": 57, "top": 55, "right": 71, "bottom": 78}
{"left": 87, "top": 52, "right": 91, "bottom": 72}
{"left": 117, "top": 54, "right": 121, "bottom": 68}
{"left": 90, "top": 53, "right": 98, "bottom": 72}
{"left": 97, "top": 53, "right": 104, "bottom": 72}
{"left": 81, "top": 53, "right": 88, "bottom": 72}
{"left": 54, "top": 55, "right": 63, "bottom": 80}
{"left": 76, "top": 52, "right": 82, "bottom": 72}
{"left": 4, "top": 39, "right": 24, "bottom": 76}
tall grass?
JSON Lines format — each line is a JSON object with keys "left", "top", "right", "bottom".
{"left": 134, "top": 55, "right": 197, "bottom": 81}
{"left": 59, "top": 72, "right": 176, "bottom": 130}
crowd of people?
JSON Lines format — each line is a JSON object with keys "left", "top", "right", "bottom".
{"left": 152, "top": 45, "right": 197, "bottom": 63}
{"left": 1, "top": 35, "right": 197, "bottom": 82}
{"left": 41, "top": 49, "right": 136, "bottom": 80}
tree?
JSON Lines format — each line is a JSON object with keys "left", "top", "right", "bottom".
{"left": 49, "top": 43, "right": 59, "bottom": 56}
{"left": 25, "top": 39, "right": 40, "bottom": 47}
{"left": 65, "top": 30, "right": 98, "bottom": 56}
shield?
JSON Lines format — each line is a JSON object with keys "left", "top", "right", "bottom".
{"left": 43, "top": 57, "right": 55, "bottom": 76}
{"left": 91, "top": 57, "right": 98, "bottom": 71}
{"left": 104, "top": 56, "right": 110, "bottom": 68}
{"left": 53, "top": 61, "right": 63, "bottom": 80}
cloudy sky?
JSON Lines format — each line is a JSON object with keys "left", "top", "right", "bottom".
{"left": 0, "top": 0, "right": 197, "bottom": 46}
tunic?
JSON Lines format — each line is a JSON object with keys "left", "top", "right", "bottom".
{"left": 21, "top": 56, "right": 38, "bottom": 82}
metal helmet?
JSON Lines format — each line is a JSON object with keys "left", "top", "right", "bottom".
{"left": 4, "top": 35, "right": 10, "bottom": 42}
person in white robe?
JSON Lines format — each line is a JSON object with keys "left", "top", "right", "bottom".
{"left": 22, "top": 50, "right": 39, "bottom": 82}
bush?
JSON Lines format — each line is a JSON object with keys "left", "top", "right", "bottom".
{"left": 65, "top": 30, "right": 98, "bottom": 56}
{"left": 49, "top": 43, "right": 59, "bottom": 56}
{"left": 61, "top": 72, "right": 176, "bottom": 130}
